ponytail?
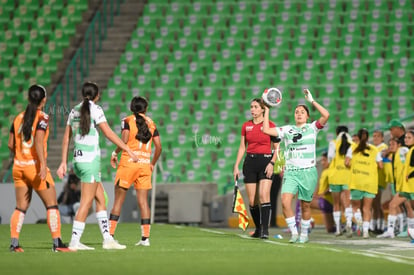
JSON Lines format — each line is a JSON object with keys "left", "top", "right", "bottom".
{"left": 338, "top": 133, "right": 351, "bottom": 156}
{"left": 130, "top": 96, "right": 152, "bottom": 144}
{"left": 79, "top": 98, "right": 91, "bottom": 136}
{"left": 23, "top": 84, "right": 46, "bottom": 141}
{"left": 135, "top": 114, "right": 152, "bottom": 144}
{"left": 79, "top": 81, "right": 99, "bottom": 137}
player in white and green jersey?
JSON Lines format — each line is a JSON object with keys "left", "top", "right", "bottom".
{"left": 57, "top": 82, "right": 138, "bottom": 251}
{"left": 263, "top": 89, "right": 329, "bottom": 244}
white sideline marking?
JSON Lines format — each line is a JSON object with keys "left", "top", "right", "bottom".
{"left": 199, "top": 228, "right": 225, "bottom": 235}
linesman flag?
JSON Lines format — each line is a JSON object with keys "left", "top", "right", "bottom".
{"left": 232, "top": 177, "right": 249, "bottom": 231}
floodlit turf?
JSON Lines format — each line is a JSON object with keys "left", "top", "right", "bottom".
{"left": 0, "top": 223, "right": 413, "bottom": 274}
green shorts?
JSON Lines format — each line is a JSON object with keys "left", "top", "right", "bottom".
{"left": 73, "top": 158, "right": 101, "bottom": 183}
{"left": 399, "top": 192, "right": 414, "bottom": 200}
{"left": 350, "top": 190, "right": 376, "bottom": 200}
{"left": 391, "top": 183, "right": 397, "bottom": 196}
{"left": 329, "top": 184, "right": 349, "bottom": 193}
{"left": 281, "top": 167, "right": 317, "bottom": 202}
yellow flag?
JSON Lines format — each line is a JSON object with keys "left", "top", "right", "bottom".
{"left": 232, "top": 186, "right": 249, "bottom": 231}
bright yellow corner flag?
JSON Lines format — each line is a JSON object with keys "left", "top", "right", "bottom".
{"left": 232, "top": 186, "right": 249, "bottom": 231}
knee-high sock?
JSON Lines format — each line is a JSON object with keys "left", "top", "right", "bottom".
{"left": 345, "top": 207, "right": 353, "bottom": 227}
{"left": 260, "top": 203, "right": 271, "bottom": 233}
{"left": 301, "top": 219, "right": 311, "bottom": 237}
{"left": 286, "top": 216, "right": 298, "bottom": 235}
{"left": 10, "top": 208, "right": 25, "bottom": 242}
{"left": 70, "top": 220, "right": 85, "bottom": 246}
{"left": 141, "top": 219, "right": 151, "bottom": 240}
{"left": 109, "top": 214, "right": 120, "bottom": 236}
{"left": 47, "top": 205, "right": 61, "bottom": 239}
{"left": 250, "top": 205, "right": 260, "bottom": 230}
{"left": 333, "top": 211, "right": 341, "bottom": 233}
{"left": 96, "top": 210, "right": 111, "bottom": 240}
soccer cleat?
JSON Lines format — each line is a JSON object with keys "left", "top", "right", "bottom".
{"left": 397, "top": 230, "right": 408, "bottom": 238}
{"left": 250, "top": 229, "right": 261, "bottom": 238}
{"left": 10, "top": 245, "right": 24, "bottom": 252}
{"left": 260, "top": 228, "right": 269, "bottom": 239}
{"left": 289, "top": 234, "right": 299, "bottom": 243}
{"left": 335, "top": 231, "right": 343, "bottom": 237}
{"left": 298, "top": 235, "right": 309, "bottom": 244}
{"left": 135, "top": 239, "right": 150, "bottom": 247}
{"left": 69, "top": 242, "right": 95, "bottom": 251}
{"left": 363, "top": 231, "right": 369, "bottom": 239}
{"left": 103, "top": 239, "right": 126, "bottom": 250}
{"left": 53, "top": 238, "right": 72, "bottom": 252}
{"left": 377, "top": 231, "right": 395, "bottom": 239}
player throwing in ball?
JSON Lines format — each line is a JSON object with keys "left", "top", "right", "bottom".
{"left": 262, "top": 89, "right": 329, "bottom": 243}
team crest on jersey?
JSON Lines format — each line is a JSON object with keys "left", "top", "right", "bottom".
{"left": 246, "top": 126, "right": 254, "bottom": 131}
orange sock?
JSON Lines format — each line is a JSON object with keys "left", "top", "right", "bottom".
{"left": 47, "top": 206, "right": 61, "bottom": 239}
{"left": 109, "top": 214, "right": 120, "bottom": 236}
{"left": 110, "top": 220, "right": 118, "bottom": 236}
{"left": 10, "top": 209, "right": 25, "bottom": 239}
{"left": 141, "top": 218, "right": 151, "bottom": 238}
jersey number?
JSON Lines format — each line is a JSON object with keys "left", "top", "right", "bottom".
{"left": 74, "top": 150, "right": 83, "bottom": 157}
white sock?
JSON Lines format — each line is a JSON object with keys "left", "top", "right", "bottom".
{"left": 345, "top": 207, "right": 353, "bottom": 227}
{"left": 363, "top": 221, "right": 370, "bottom": 234}
{"left": 286, "top": 216, "right": 298, "bottom": 235}
{"left": 407, "top": 218, "right": 414, "bottom": 229}
{"left": 354, "top": 209, "right": 362, "bottom": 225}
{"left": 333, "top": 211, "right": 341, "bottom": 233}
{"left": 301, "top": 219, "right": 311, "bottom": 237}
{"left": 96, "top": 210, "right": 112, "bottom": 240}
{"left": 70, "top": 220, "right": 85, "bottom": 246}
{"left": 387, "top": 215, "right": 397, "bottom": 233}
{"left": 397, "top": 213, "right": 404, "bottom": 231}
{"left": 370, "top": 219, "right": 376, "bottom": 231}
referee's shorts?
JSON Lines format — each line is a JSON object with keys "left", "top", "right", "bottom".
{"left": 242, "top": 153, "right": 273, "bottom": 184}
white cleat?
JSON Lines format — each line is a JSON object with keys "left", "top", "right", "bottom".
{"left": 363, "top": 231, "right": 369, "bottom": 239}
{"left": 135, "top": 239, "right": 150, "bottom": 247}
{"left": 377, "top": 231, "right": 395, "bottom": 239}
{"left": 69, "top": 242, "right": 95, "bottom": 251}
{"left": 103, "top": 239, "right": 126, "bottom": 250}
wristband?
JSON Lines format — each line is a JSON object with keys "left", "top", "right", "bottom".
{"left": 269, "top": 161, "right": 275, "bottom": 165}
{"left": 111, "top": 151, "right": 117, "bottom": 158}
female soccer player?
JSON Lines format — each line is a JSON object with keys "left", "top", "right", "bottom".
{"left": 233, "top": 98, "right": 279, "bottom": 239}
{"left": 109, "top": 96, "right": 162, "bottom": 247}
{"left": 57, "top": 81, "right": 138, "bottom": 250}
{"left": 378, "top": 131, "right": 414, "bottom": 239}
{"left": 345, "top": 128, "right": 383, "bottom": 238}
{"left": 8, "top": 84, "right": 70, "bottom": 252}
{"left": 263, "top": 89, "right": 329, "bottom": 243}
{"left": 327, "top": 125, "right": 354, "bottom": 237}
{"left": 371, "top": 130, "right": 388, "bottom": 234}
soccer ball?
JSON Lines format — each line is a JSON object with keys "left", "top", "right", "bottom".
{"left": 262, "top": 87, "right": 282, "bottom": 107}
{"left": 408, "top": 227, "right": 414, "bottom": 241}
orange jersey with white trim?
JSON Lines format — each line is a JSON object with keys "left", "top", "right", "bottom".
{"left": 119, "top": 114, "right": 157, "bottom": 166}
{"left": 11, "top": 110, "right": 49, "bottom": 165}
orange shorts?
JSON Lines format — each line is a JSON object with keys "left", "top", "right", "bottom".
{"left": 114, "top": 164, "right": 152, "bottom": 190}
{"left": 13, "top": 164, "right": 55, "bottom": 191}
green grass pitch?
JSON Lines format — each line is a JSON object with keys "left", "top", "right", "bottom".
{"left": 0, "top": 223, "right": 413, "bottom": 274}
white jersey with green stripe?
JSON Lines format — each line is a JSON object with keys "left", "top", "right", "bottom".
{"left": 276, "top": 121, "right": 321, "bottom": 170}
{"left": 67, "top": 101, "right": 107, "bottom": 163}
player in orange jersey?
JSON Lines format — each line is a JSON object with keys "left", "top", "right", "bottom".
{"left": 109, "top": 96, "right": 162, "bottom": 247}
{"left": 8, "top": 84, "right": 70, "bottom": 252}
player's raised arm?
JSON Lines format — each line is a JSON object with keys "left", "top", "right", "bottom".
{"left": 262, "top": 105, "right": 278, "bottom": 137}
{"left": 303, "top": 89, "right": 329, "bottom": 126}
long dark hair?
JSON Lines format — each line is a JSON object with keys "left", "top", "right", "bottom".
{"left": 22, "top": 84, "right": 46, "bottom": 141}
{"left": 354, "top": 128, "right": 370, "bottom": 155}
{"left": 79, "top": 82, "right": 99, "bottom": 136}
{"left": 336, "top": 125, "right": 351, "bottom": 156}
{"left": 130, "top": 96, "right": 152, "bottom": 144}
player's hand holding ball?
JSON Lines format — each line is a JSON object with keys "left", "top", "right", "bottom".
{"left": 303, "top": 89, "right": 315, "bottom": 104}
{"left": 261, "top": 87, "right": 282, "bottom": 108}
